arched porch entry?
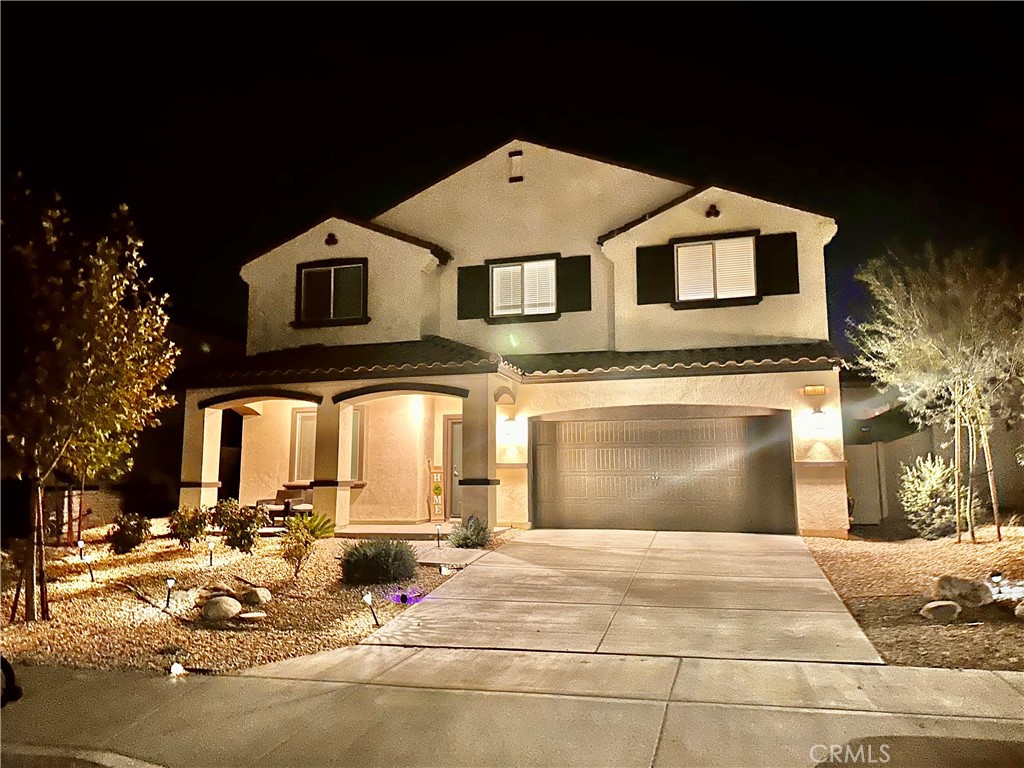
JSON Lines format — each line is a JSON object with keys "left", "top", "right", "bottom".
{"left": 528, "top": 404, "right": 796, "bottom": 533}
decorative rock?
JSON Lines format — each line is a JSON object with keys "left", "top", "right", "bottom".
{"left": 236, "top": 611, "right": 267, "bottom": 621}
{"left": 933, "top": 575, "right": 994, "bottom": 608}
{"left": 205, "top": 581, "right": 233, "bottom": 594}
{"left": 1016, "top": 602, "right": 1024, "bottom": 620}
{"left": 203, "top": 596, "right": 242, "bottom": 621}
{"left": 920, "top": 600, "right": 962, "bottom": 623}
{"left": 241, "top": 587, "right": 272, "bottom": 606}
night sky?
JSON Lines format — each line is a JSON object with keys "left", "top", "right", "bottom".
{"left": 4, "top": 6, "right": 1021, "bottom": 353}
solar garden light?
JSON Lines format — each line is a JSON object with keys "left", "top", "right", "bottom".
{"left": 77, "top": 539, "right": 85, "bottom": 560}
{"left": 169, "top": 662, "right": 186, "bottom": 677}
{"left": 362, "top": 591, "right": 380, "bottom": 627}
{"left": 85, "top": 556, "right": 94, "bottom": 582}
{"left": 439, "top": 565, "right": 452, "bottom": 576}
{"left": 208, "top": 541, "right": 215, "bottom": 567}
{"left": 165, "top": 577, "right": 176, "bottom": 608}
{"left": 991, "top": 571, "right": 1003, "bottom": 596}
{"left": 435, "top": 523, "right": 442, "bottom": 548}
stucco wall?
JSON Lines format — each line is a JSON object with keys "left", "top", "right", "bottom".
{"left": 602, "top": 188, "right": 836, "bottom": 351}
{"left": 238, "top": 399, "right": 312, "bottom": 506}
{"left": 349, "top": 394, "right": 434, "bottom": 523}
{"left": 374, "top": 141, "right": 688, "bottom": 355}
{"left": 240, "top": 218, "right": 438, "bottom": 355}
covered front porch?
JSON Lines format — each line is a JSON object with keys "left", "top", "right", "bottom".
{"left": 179, "top": 373, "right": 524, "bottom": 533}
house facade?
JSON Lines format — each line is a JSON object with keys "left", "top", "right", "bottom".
{"left": 180, "top": 141, "right": 849, "bottom": 537}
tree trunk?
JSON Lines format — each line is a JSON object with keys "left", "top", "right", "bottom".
{"left": 77, "top": 476, "right": 86, "bottom": 542}
{"left": 954, "top": 408, "right": 963, "bottom": 543}
{"left": 965, "top": 417, "right": 977, "bottom": 544}
{"left": 24, "top": 478, "right": 38, "bottom": 621}
{"left": 978, "top": 425, "right": 1002, "bottom": 542}
{"left": 36, "top": 485, "right": 50, "bottom": 619}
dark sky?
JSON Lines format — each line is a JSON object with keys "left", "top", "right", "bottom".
{"left": 3, "top": 5, "right": 1021, "bottom": 352}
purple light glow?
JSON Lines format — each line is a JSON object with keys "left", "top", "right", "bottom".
{"left": 387, "top": 589, "right": 425, "bottom": 605}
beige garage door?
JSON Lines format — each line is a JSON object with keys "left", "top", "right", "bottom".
{"left": 531, "top": 415, "right": 794, "bottom": 533}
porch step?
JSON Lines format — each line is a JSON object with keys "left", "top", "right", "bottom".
{"left": 336, "top": 523, "right": 509, "bottom": 541}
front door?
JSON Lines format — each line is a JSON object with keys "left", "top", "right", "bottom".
{"left": 446, "top": 419, "right": 463, "bottom": 520}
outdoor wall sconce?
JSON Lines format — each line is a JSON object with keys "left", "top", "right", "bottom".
{"left": 362, "top": 592, "right": 380, "bottom": 627}
{"left": 77, "top": 540, "right": 85, "bottom": 561}
{"left": 165, "top": 577, "right": 176, "bottom": 608}
{"left": 503, "top": 414, "right": 517, "bottom": 438}
{"left": 811, "top": 407, "right": 828, "bottom": 432}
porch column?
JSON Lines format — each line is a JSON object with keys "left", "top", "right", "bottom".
{"left": 179, "top": 391, "right": 222, "bottom": 509}
{"left": 459, "top": 376, "right": 498, "bottom": 528}
{"left": 312, "top": 400, "right": 352, "bottom": 532}
{"left": 790, "top": 383, "right": 850, "bottom": 538}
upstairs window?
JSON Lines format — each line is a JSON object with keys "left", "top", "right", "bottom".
{"left": 295, "top": 258, "right": 368, "bottom": 326}
{"left": 490, "top": 259, "right": 556, "bottom": 317}
{"left": 674, "top": 236, "right": 756, "bottom": 302}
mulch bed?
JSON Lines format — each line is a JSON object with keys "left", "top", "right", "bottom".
{"left": 806, "top": 525, "right": 1024, "bottom": 671}
{"left": 0, "top": 520, "right": 454, "bottom": 674}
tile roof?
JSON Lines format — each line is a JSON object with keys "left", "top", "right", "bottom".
{"left": 504, "top": 341, "right": 841, "bottom": 380}
{"left": 187, "top": 335, "right": 501, "bottom": 387}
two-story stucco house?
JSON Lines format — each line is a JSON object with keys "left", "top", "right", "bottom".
{"left": 180, "top": 140, "right": 849, "bottom": 537}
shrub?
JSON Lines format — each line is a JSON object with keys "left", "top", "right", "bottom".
{"left": 107, "top": 511, "right": 151, "bottom": 554}
{"left": 280, "top": 513, "right": 333, "bottom": 578}
{"left": 898, "top": 454, "right": 979, "bottom": 539}
{"left": 169, "top": 505, "right": 211, "bottom": 550}
{"left": 448, "top": 515, "right": 491, "bottom": 548}
{"left": 341, "top": 539, "right": 417, "bottom": 585}
{"left": 216, "top": 499, "right": 268, "bottom": 554}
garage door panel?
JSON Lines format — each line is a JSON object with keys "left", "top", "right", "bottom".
{"left": 533, "top": 414, "right": 794, "bottom": 534}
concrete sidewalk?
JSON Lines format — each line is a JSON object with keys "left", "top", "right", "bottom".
{"left": 2, "top": 657, "right": 1023, "bottom": 767}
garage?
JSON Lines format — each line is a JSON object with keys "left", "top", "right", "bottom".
{"left": 531, "top": 410, "right": 795, "bottom": 533}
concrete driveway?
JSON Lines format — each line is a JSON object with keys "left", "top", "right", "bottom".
{"left": 364, "top": 529, "right": 883, "bottom": 664}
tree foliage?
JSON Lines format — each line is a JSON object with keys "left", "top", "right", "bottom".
{"left": 850, "top": 245, "right": 1024, "bottom": 541}
{"left": 1, "top": 176, "right": 177, "bottom": 619}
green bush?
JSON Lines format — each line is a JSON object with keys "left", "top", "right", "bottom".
{"left": 341, "top": 539, "right": 417, "bottom": 585}
{"left": 898, "top": 454, "right": 980, "bottom": 539}
{"left": 216, "top": 499, "right": 267, "bottom": 554}
{"left": 280, "top": 513, "right": 333, "bottom": 578}
{"left": 169, "top": 505, "right": 211, "bottom": 550}
{"left": 448, "top": 515, "right": 491, "bottom": 548}
{"left": 107, "top": 511, "right": 151, "bottom": 554}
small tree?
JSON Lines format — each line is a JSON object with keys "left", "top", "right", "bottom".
{"left": 2, "top": 179, "right": 177, "bottom": 621}
{"left": 850, "top": 246, "right": 1024, "bottom": 542}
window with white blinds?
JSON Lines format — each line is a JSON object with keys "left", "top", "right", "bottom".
{"left": 291, "top": 410, "right": 317, "bottom": 483}
{"left": 490, "top": 259, "right": 556, "bottom": 316}
{"left": 674, "top": 237, "right": 756, "bottom": 302}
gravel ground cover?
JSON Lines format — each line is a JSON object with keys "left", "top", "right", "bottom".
{"left": 0, "top": 519, "right": 461, "bottom": 674}
{"left": 806, "top": 524, "right": 1024, "bottom": 671}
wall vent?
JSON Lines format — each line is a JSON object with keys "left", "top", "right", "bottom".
{"left": 508, "top": 148, "right": 524, "bottom": 183}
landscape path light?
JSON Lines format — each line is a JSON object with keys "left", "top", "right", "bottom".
{"left": 208, "top": 541, "right": 215, "bottom": 567}
{"left": 991, "top": 571, "right": 1003, "bottom": 596}
{"left": 165, "top": 577, "right": 176, "bottom": 608}
{"left": 169, "top": 662, "right": 186, "bottom": 677}
{"left": 362, "top": 591, "right": 380, "bottom": 627}
{"left": 77, "top": 540, "right": 85, "bottom": 561}
{"left": 435, "top": 523, "right": 442, "bottom": 548}
{"left": 85, "top": 556, "right": 94, "bottom": 583}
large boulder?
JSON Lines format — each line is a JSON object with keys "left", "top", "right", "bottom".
{"left": 1016, "top": 602, "right": 1024, "bottom": 620}
{"left": 240, "top": 587, "right": 272, "bottom": 606}
{"left": 933, "top": 575, "right": 993, "bottom": 608}
{"left": 203, "top": 596, "right": 242, "bottom": 621}
{"left": 920, "top": 600, "right": 962, "bottom": 623}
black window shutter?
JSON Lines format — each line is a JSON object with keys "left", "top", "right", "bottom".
{"left": 457, "top": 265, "right": 490, "bottom": 319}
{"left": 755, "top": 233, "right": 800, "bottom": 296}
{"left": 556, "top": 255, "right": 591, "bottom": 313}
{"left": 636, "top": 244, "right": 676, "bottom": 305}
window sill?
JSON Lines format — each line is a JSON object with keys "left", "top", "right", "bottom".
{"left": 670, "top": 296, "right": 762, "bottom": 311}
{"left": 484, "top": 312, "right": 561, "bottom": 325}
{"left": 291, "top": 316, "right": 371, "bottom": 329}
